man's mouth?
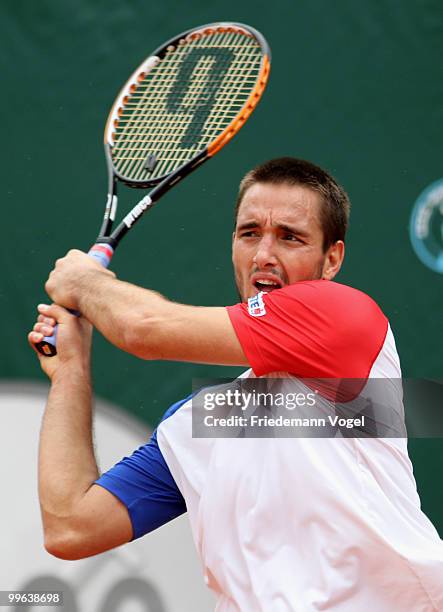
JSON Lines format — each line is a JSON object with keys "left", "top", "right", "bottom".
{"left": 251, "top": 273, "right": 284, "bottom": 293}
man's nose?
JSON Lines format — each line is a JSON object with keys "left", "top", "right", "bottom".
{"left": 253, "top": 235, "right": 278, "bottom": 268}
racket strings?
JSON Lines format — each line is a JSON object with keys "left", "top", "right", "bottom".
{"left": 112, "top": 30, "right": 263, "bottom": 181}
{"left": 116, "top": 36, "right": 243, "bottom": 175}
{"left": 115, "top": 38, "right": 255, "bottom": 175}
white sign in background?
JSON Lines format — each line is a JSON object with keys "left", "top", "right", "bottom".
{"left": 0, "top": 382, "right": 214, "bottom": 612}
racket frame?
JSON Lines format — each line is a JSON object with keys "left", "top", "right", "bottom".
{"left": 97, "top": 22, "right": 271, "bottom": 249}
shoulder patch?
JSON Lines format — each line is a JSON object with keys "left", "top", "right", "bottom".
{"left": 247, "top": 291, "right": 267, "bottom": 317}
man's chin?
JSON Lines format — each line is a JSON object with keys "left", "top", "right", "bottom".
{"left": 237, "top": 288, "right": 255, "bottom": 303}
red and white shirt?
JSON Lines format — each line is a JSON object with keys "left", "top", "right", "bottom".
{"left": 101, "top": 280, "right": 443, "bottom": 611}
{"left": 157, "top": 281, "right": 443, "bottom": 610}
{"left": 226, "top": 279, "right": 396, "bottom": 380}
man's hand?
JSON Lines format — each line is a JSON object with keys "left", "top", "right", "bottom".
{"left": 28, "top": 304, "right": 93, "bottom": 380}
{"left": 45, "top": 249, "right": 115, "bottom": 311}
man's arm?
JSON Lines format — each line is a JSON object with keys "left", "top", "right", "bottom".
{"left": 43, "top": 250, "right": 249, "bottom": 365}
{"left": 29, "top": 305, "right": 132, "bottom": 559}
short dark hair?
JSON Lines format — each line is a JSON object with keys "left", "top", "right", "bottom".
{"left": 234, "top": 157, "right": 351, "bottom": 252}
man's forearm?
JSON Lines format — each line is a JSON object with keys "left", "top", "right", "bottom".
{"left": 43, "top": 249, "right": 248, "bottom": 366}
{"left": 76, "top": 272, "right": 172, "bottom": 358}
{"left": 31, "top": 305, "right": 134, "bottom": 560}
{"left": 39, "top": 367, "right": 98, "bottom": 524}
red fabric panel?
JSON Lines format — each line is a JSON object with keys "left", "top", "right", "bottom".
{"left": 226, "top": 280, "right": 388, "bottom": 380}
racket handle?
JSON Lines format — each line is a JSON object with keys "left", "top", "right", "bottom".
{"left": 34, "top": 243, "right": 114, "bottom": 357}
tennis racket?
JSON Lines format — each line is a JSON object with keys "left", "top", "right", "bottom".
{"left": 35, "top": 21, "right": 271, "bottom": 357}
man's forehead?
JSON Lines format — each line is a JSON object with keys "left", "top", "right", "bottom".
{"left": 237, "top": 182, "right": 322, "bottom": 225}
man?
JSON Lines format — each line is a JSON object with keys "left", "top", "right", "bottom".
{"left": 30, "top": 158, "right": 443, "bottom": 610}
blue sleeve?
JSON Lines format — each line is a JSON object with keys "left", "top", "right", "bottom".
{"left": 95, "top": 395, "right": 192, "bottom": 540}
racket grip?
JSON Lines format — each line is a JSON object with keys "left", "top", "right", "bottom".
{"left": 34, "top": 243, "right": 114, "bottom": 357}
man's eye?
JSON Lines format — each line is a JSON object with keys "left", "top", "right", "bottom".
{"left": 282, "top": 233, "right": 299, "bottom": 241}
{"left": 240, "top": 231, "right": 259, "bottom": 237}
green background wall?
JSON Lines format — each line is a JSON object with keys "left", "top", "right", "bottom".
{"left": 1, "top": 1, "right": 442, "bottom": 533}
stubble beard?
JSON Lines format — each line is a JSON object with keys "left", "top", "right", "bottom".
{"left": 233, "top": 257, "right": 326, "bottom": 303}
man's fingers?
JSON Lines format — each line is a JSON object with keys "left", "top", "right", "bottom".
{"left": 37, "top": 303, "right": 74, "bottom": 321}
{"left": 29, "top": 331, "right": 43, "bottom": 343}
{"left": 33, "top": 322, "right": 53, "bottom": 336}
{"left": 37, "top": 315, "right": 56, "bottom": 326}
{"left": 30, "top": 307, "right": 63, "bottom": 343}
{"left": 31, "top": 304, "right": 78, "bottom": 343}
{"left": 28, "top": 331, "right": 44, "bottom": 352}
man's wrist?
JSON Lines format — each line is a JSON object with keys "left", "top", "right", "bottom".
{"left": 76, "top": 268, "right": 113, "bottom": 314}
{"left": 50, "top": 363, "right": 92, "bottom": 388}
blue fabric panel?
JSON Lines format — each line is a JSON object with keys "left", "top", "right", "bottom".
{"left": 95, "top": 395, "right": 192, "bottom": 539}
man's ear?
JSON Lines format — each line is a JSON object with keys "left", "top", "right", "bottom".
{"left": 322, "top": 241, "right": 345, "bottom": 280}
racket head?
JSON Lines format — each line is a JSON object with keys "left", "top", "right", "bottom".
{"left": 104, "top": 23, "right": 271, "bottom": 188}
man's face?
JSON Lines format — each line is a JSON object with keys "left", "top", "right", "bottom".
{"left": 232, "top": 182, "right": 340, "bottom": 302}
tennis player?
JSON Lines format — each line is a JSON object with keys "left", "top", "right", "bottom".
{"left": 30, "top": 158, "right": 443, "bottom": 610}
